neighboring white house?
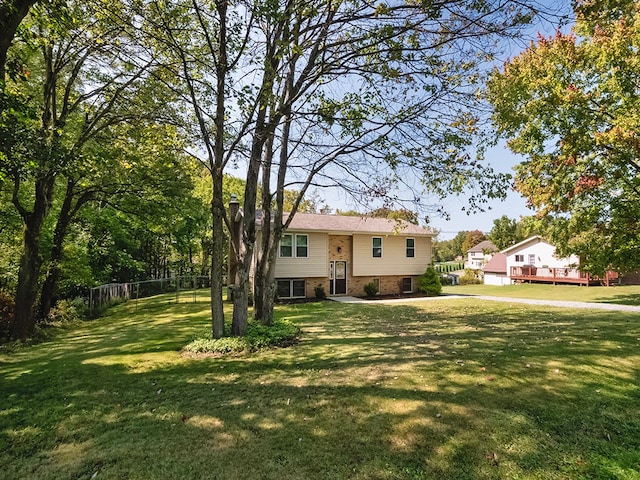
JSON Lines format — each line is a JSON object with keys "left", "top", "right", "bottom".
{"left": 503, "top": 236, "right": 580, "bottom": 273}
{"left": 466, "top": 240, "right": 498, "bottom": 269}
{"left": 483, "top": 236, "right": 580, "bottom": 286}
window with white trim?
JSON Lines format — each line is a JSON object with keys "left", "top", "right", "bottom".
{"left": 528, "top": 254, "right": 536, "bottom": 265}
{"left": 402, "top": 277, "right": 413, "bottom": 293}
{"left": 276, "top": 279, "right": 306, "bottom": 298}
{"left": 279, "top": 234, "right": 308, "bottom": 258}
{"left": 280, "top": 234, "right": 293, "bottom": 257}
{"left": 372, "top": 237, "right": 383, "bottom": 258}
{"left": 406, "top": 238, "right": 415, "bottom": 258}
{"left": 296, "top": 235, "right": 308, "bottom": 258}
{"left": 515, "top": 254, "right": 524, "bottom": 262}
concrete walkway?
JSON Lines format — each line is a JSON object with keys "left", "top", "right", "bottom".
{"left": 329, "top": 294, "right": 640, "bottom": 312}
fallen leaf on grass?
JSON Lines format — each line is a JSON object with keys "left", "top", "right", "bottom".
{"left": 486, "top": 452, "right": 499, "bottom": 466}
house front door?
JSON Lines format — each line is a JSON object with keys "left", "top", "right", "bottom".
{"left": 330, "top": 261, "right": 347, "bottom": 295}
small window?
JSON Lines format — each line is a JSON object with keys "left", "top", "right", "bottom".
{"left": 402, "top": 277, "right": 413, "bottom": 293}
{"left": 277, "top": 279, "right": 291, "bottom": 297}
{"left": 276, "top": 279, "right": 306, "bottom": 298}
{"left": 280, "top": 234, "right": 293, "bottom": 257}
{"left": 296, "top": 235, "right": 308, "bottom": 258}
{"left": 292, "top": 280, "right": 306, "bottom": 297}
{"left": 372, "top": 237, "right": 383, "bottom": 258}
{"left": 528, "top": 254, "right": 536, "bottom": 265}
{"left": 406, "top": 238, "right": 415, "bottom": 258}
{"left": 515, "top": 254, "right": 524, "bottom": 262}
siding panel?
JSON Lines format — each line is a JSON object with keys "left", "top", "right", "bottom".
{"left": 275, "top": 232, "right": 328, "bottom": 278}
{"left": 352, "top": 234, "right": 431, "bottom": 276}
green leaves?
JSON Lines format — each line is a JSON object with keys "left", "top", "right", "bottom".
{"left": 487, "top": 0, "right": 640, "bottom": 274}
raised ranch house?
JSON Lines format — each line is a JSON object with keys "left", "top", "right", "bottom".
{"left": 274, "top": 214, "right": 435, "bottom": 298}
{"left": 229, "top": 200, "right": 435, "bottom": 299}
{"left": 483, "top": 236, "right": 618, "bottom": 286}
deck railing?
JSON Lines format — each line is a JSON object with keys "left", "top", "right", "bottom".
{"left": 509, "top": 267, "right": 618, "bottom": 286}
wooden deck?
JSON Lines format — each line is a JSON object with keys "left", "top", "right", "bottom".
{"left": 510, "top": 267, "right": 619, "bottom": 287}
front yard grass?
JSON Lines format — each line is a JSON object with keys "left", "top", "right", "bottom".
{"left": 444, "top": 282, "right": 640, "bottom": 305}
{"left": 1, "top": 293, "right": 639, "bottom": 479}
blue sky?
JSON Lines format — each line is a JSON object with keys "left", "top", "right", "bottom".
{"left": 429, "top": 143, "right": 535, "bottom": 239}
{"left": 228, "top": 2, "right": 573, "bottom": 239}
{"left": 320, "top": 140, "right": 536, "bottom": 240}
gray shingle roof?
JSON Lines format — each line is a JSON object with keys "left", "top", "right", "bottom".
{"left": 467, "top": 240, "right": 498, "bottom": 253}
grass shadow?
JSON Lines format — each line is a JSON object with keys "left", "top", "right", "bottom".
{"left": 1, "top": 296, "right": 640, "bottom": 479}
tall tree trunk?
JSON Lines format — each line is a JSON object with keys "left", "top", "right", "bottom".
{"left": 210, "top": 170, "right": 225, "bottom": 339}
{"left": 12, "top": 173, "right": 55, "bottom": 339}
{"left": 232, "top": 108, "right": 269, "bottom": 334}
{"left": 38, "top": 178, "right": 75, "bottom": 321}
{"left": 205, "top": 0, "right": 228, "bottom": 339}
{"left": 38, "top": 180, "right": 93, "bottom": 321}
{"left": 254, "top": 17, "right": 299, "bottom": 324}
{"left": 232, "top": 27, "right": 286, "bottom": 332}
{"left": 253, "top": 135, "right": 274, "bottom": 322}
{"left": 13, "top": 217, "right": 45, "bottom": 338}
{"left": 257, "top": 107, "right": 293, "bottom": 325}
{"left": 0, "top": 0, "right": 37, "bottom": 82}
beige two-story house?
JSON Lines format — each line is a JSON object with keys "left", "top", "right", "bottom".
{"left": 272, "top": 213, "right": 435, "bottom": 298}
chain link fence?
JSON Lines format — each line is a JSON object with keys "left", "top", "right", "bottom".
{"left": 89, "top": 276, "right": 212, "bottom": 317}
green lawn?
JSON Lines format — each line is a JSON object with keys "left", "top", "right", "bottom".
{"left": 2, "top": 292, "right": 640, "bottom": 479}
{"left": 443, "top": 283, "right": 640, "bottom": 305}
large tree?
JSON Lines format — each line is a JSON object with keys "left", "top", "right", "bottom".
{"left": 488, "top": 0, "right": 640, "bottom": 275}
{"left": 37, "top": 121, "right": 192, "bottom": 321}
{"left": 489, "top": 215, "right": 519, "bottom": 250}
{"left": 3, "top": 0, "right": 175, "bottom": 338}
{"left": 140, "top": 0, "right": 253, "bottom": 338}
{"left": 461, "top": 230, "right": 487, "bottom": 254}
{"left": 141, "top": 0, "right": 566, "bottom": 335}
{"left": 244, "top": 0, "right": 554, "bottom": 326}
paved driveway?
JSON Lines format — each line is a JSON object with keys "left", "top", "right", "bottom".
{"left": 329, "top": 294, "right": 640, "bottom": 312}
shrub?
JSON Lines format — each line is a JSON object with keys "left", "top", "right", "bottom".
{"left": 363, "top": 282, "right": 379, "bottom": 297}
{"left": 418, "top": 266, "right": 442, "bottom": 296}
{"left": 439, "top": 274, "right": 454, "bottom": 286}
{"left": 183, "top": 318, "right": 301, "bottom": 354}
{"left": 46, "top": 299, "right": 80, "bottom": 324}
{"left": 314, "top": 284, "right": 326, "bottom": 300}
{"left": 459, "top": 268, "right": 482, "bottom": 285}
{"left": 246, "top": 320, "right": 301, "bottom": 349}
{"left": 0, "top": 290, "right": 16, "bottom": 340}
